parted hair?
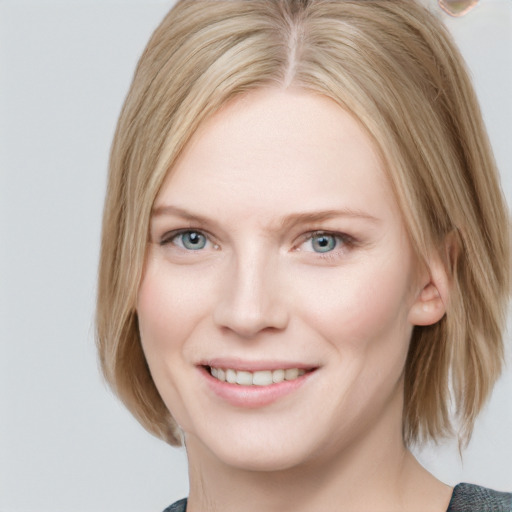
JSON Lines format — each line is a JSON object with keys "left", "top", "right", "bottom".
{"left": 97, "top": 0, "right": 510, "bottom": 446}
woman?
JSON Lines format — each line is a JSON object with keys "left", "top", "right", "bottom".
{"left": 96, "top": 1, "right": 511, "bottom": 510}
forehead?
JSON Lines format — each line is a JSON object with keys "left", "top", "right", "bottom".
{"left": 155, "top": 88, "right": 399, "bottom": 226}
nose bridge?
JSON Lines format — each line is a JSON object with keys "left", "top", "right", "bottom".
{"left": 213, "top": 241, "right": 288, "bottom": 337}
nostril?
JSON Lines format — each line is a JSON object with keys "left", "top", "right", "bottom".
{"left": 213, "top": 304, "right": 290, "bottom": 338}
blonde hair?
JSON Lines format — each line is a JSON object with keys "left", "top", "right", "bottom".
{"left": 97, "top": 0, "right": 510, "bottom": 446}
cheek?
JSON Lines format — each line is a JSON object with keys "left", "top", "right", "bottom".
{"left": 298, "top": 260, "right": 415, "bottom": 433}
{"left": 136, "top": 261, "right": 215, "bottom": 427}
{"left": 137, "top": 259, "right": 213, "bottom": 355}
{"left": 297, "top": 257, "right": 415, "bottom": 357}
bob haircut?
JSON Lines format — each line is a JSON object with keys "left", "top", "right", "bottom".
{"left": 97, "top": 0, "right": 510, "bottom": 446}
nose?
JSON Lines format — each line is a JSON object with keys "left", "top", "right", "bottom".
{"left": 213, "top": 250, "right": 289, "bottom": 338}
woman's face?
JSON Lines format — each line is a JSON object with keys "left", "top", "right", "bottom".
{"left": 137, "top": 88, "right": 426, "bottom": 471}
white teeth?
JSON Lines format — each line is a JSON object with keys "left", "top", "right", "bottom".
{"left": 236, "top": 371, "right": 253, "bottom": 386}
{"left": 252, "top": 370, "right": 273, "bottom": 386}
{"left": 272, "top": 369, "right": 285, "bottom": 383}
{"left": 285, "top": 368, "right": 299, "bottom": 380}
{"left": 226, "top": 368, "right": 237, "bottom": 384}
{"left": 209, "top": 366, "right": 307, "bottom": 386}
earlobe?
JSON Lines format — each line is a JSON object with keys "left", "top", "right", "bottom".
{"left": 408, "top": 252, "right": 451, "bottom": 327}
{"left": 408, "top": 282, "right": 446, "bottom": 326}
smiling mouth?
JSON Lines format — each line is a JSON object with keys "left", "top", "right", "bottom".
{"left": 206, "top": 366, "right": 312, "bottom": 386}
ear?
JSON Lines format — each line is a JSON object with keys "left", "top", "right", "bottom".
{"left": 408, "top": 235, "right": 457, "bottom": 326}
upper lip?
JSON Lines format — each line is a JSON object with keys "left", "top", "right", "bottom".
{"left": 199, "top": 358, "right": 318, "bottom": 372}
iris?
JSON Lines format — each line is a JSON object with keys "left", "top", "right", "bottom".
{"left": 179, "top": 231, "right": 207, "bottom": 250}
{"left": 311, "top": 234, "right": 337, "bottom": 253}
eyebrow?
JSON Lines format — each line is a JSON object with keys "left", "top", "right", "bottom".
{"left": 151, "top": 205, "right": 380, "bottom": 229}
{"left": 277, "top": 209, "right": 380, "bottom": 230}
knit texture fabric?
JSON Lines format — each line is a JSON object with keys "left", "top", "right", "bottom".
{"left": 447, "top": 483, "right": 512, "bottom": 512}
{"left": 163, "top": 498, "right": 187, "bottom": 512}
{"left": 162, "top": 483, "right": 512, "bottom": 511}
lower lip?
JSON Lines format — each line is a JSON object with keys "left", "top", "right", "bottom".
{"left": 200, "top": 367, "right": 314, "bottom": 408}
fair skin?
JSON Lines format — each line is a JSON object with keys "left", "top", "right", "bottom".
{"left": 137, "top": 88, "right": 452, "bottom": 512}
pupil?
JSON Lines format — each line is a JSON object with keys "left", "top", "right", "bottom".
{"left": 182, "top": 231, "right": 206, "bottom": 250}
{"left": 313, "top": 234, "right": 336, "bottom": 252}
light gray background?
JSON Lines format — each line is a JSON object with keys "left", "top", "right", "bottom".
{"left": 0, "top": 1, "right": 511, "bottom": 511}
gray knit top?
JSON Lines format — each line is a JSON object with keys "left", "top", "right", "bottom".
{"left": 163, "top": 483, "right": 512, "bottom": 511}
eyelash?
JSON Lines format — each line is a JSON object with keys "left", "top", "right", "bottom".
{"left": 296, "top": 231, "right": 355, "bottom": 256}
{"left": 160, "top": 229, "right": 216, "bottom": 250}
{"left": 159, "top": 229, "right": 356, "bottom": 256}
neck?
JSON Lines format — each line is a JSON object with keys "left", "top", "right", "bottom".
{"left": 184, "top": 389, "right": 452, "bottom": 512}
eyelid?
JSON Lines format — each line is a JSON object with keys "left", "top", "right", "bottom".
{"left": 159, "top": 227, "right": 216, "bottom": 248}
{"left": 298, "top": 230, "right": 355, "bottom": 245}
{"left": 294, "top": 230, "right": 357, "bottom": 254}
{"left": 156, "top": 227, "right": 356, "bottom": 253}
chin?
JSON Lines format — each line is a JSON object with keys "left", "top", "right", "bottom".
{"left": 186, "top": 428, "right": 320, "bottom": 473}
{"left": 216, "top": 447, "right": 311, "bottom": 473}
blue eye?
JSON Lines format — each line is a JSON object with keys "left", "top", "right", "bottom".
{"left": 174, "top": 231, "right": 208, "bottom": 250}
{"left": 310, "top": 234, "right": 338, "bottom": 253}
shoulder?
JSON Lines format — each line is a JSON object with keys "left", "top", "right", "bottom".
{"left": 447, "top": 483, "right": 512, "bottom": 512}
{"left": 161, "top": 488, "right": 512, "bottom": 512}
{"left": 162, "top": 497, "right": 188, "bottom": 512}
